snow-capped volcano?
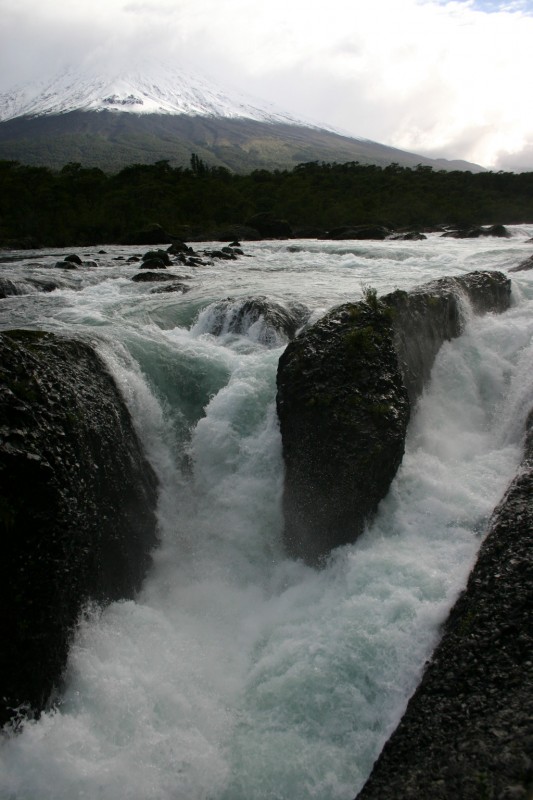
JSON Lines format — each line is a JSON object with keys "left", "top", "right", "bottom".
{"left": 0, "top": 61, "right": 484, "bottom": 173}
{"left": 0, "top": 61, "right": 317, "bottom": 127}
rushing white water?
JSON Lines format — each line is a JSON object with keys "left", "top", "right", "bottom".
{"left": 1, "top": 229, "right": 532, "bottom": 799}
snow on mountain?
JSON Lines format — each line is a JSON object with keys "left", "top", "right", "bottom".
{"left": 0, "top": 61, "right": 321, "bottom": 128}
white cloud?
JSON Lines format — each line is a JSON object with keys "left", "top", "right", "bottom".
{"left": 0, "top": 0, "right": 531, "bottom": 169}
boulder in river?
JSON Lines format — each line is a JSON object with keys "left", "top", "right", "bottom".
{"left": 132, "top": 270, "right": 177, "bottom": 282}
{"left": 196, "top": 296, "right": 310, "bottom": 344}
{"left": 64, "top": 254, "right": 82, "bottom": 265}
{"left": 276, "top": 271, "right": 511, "bottom": 565}
{"left": 140, "top": 258, "right": 167, "bottom": 270}
{"left": 441, "top": 224, "right": 511, "bottom": 239}
{"left": 141, "top": 249, "right": 172, "bottom": 266}
{"left": 0, "top": 330, "right": 158, "bottom": 726}
{"left": 54, "top": 260, "right": 78, "bottom": 270}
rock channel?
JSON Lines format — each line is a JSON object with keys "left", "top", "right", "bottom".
{"left": 276, "top": 271, "right": 511, "bottom": 565}
{"left": 356, "top": 407, "right": 533, "bottom": 800}
{"left": 0, "top": 330, "right": 158, "bottom": 727}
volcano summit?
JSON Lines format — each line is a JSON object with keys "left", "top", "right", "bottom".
{"left": 0, "top": 61, "right": 483, "bottom": 173}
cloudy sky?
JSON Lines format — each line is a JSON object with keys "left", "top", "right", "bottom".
{"left": 1, "top": 0, "right": 532, "bottom": 170}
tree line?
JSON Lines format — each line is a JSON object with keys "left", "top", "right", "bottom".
{"left": 1, "top": 156, "right": 532, "bottom": 247}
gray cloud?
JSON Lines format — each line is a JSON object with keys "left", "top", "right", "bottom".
{"left": 0, "top": 0, "right": 532, "bottom": 170}
{"left": 495, "top": 143, "right": 533, "bottom": 171}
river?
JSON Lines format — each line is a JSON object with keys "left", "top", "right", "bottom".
{"left": 1, "top": 229, "right": 532, "bottom": 799}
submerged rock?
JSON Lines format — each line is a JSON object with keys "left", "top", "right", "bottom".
{"left": 167, "top": 240, "right": 193, "bottom": 255}
{"left": 0, "top": 330, "right": 158, "bottom": 726}
{"left": 150, "top": 282, "right": 191, "bottom": 294}
{"left": 140, "top": 257, "right": 167, "bottom": 270}
{"left": 356, "top": 408, "right": 533, "bottom": 800}
{"left": 196, "top": 296, "right": 310, "bottom": 344}
{"left": 441, "top": 224, "right": 511, "bottom": 239}
{"left": 202, "top": 249, "right": 237, "bottom": 261}
{"left": 509, "top": 253, "right": 533, "bottom": 272}
{"left": 276, "top": 271, "right": 511, "bottom": 565}
{"left": 0, "top": 277, "right": 27, "bottom": 298}
{"left": 53, "top": 260, "right": 78, "bottom": 270}
{"left": 132, "top": 270, "right": 176, "bottom": 282}
{"left": 388, "top": 231, "right": 427, "bottom": 241}
{"left": 0, "top": 277, "right": 63, "bottom": 298}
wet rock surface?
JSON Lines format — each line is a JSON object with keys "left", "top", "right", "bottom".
{"left": 385, "top": 271, "right": 511, "bottom": 401}
{"left": 276, "top": 271, "right": 511, "bottom": 565}
{"left": 441, "top": 224, "right": 511, "bottom": 239}
{"left": 0, "top": 277, "right": 60, "bottom": 298}
{"left": 277, "top": 295, "right": 409, "bottom": 565}
{"left": 201, "top": 296, "right": 310, "bottom": 344}
{"left": 356, "top": 409, "right": 533, "bottom": 800}
{"left": 132, "top": 270, "right": 176, "bottom": 282}
{"left": 0, "top": 330, "right": 158, "bottom": 727}
{"left": 150, "top": 281, "right": 191, "bottom": 294}
{"left": 509, "top": 254, "right": 533, "bottom": 273}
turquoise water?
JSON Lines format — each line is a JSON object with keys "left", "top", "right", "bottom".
{"left": 1, "top": 230, "right": 532, "bottom": 799}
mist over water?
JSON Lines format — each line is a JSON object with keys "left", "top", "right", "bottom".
{"left": 1, "top": 230, "right": 532, "bottom": 799}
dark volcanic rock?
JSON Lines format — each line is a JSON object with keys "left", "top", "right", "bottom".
{"left": 0, "top": 277, "right": 62, "bottom": 298}
{"left": 142, "top": 249, "right": 172, "bottom": 266}
{"left": 64, "top": 254, "right": 82, "bottom": 265}
{"left": 385, "top": 271, "right": 511, "bottom": 401}
{"left": 140, "top": 257, "right": 167, "bottom": 270}
{"left": 442, "top": 224, "right": 511, "bottom": 239}
{"left": 356, "top": 409, "right": 533, "bottom": 800}
{"left": 277, "top": 296, "right": 409, "bottom": 564}
{"left": 388, "top": 231, "right": 427, "bottom": 241}
{"left": 486, "top": 223, "right": 511, "bottom": 237}
{"left": 167, "top": 241, "right": 193, "bottom": 255}
{"left": 0, "top": 330, "right": 158, "bottom": 726}
{"left": 132, "top": 270, "right": 177, "bottom": 282}
{"left": 54, "top": 260, "right": 78, "bottom": 270}
{"left": 202, "top": 249, "right": 237, "bottom": 261}
{"left": 200, "top": 296, "right": 310, "bottom": 345}
{"left": 276, "top": 271, "right": 511, "bottom": 564}
{"left": 150, "top": 282, "right": 191, "bottom": 294}
{"left": 509, "top": 254, "right": 533, "bottom": 272}
{"left": 0, "top": 277, "right": 28, "bottom": 298}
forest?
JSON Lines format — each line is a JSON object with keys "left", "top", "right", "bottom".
{"left": 1, "top": 156, "right": 533, "bottom": 247}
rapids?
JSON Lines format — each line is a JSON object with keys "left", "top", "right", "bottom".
{"left": 1, "top": 229, "right": 532, "bottom": 799}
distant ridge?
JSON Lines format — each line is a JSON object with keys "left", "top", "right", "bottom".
{"left": 0, "top": 62, "right": 485, "bottom": 173}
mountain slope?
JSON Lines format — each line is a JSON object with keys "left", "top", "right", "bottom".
{"left": 0, "top": 64, "right": 484, "bottom": 173}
